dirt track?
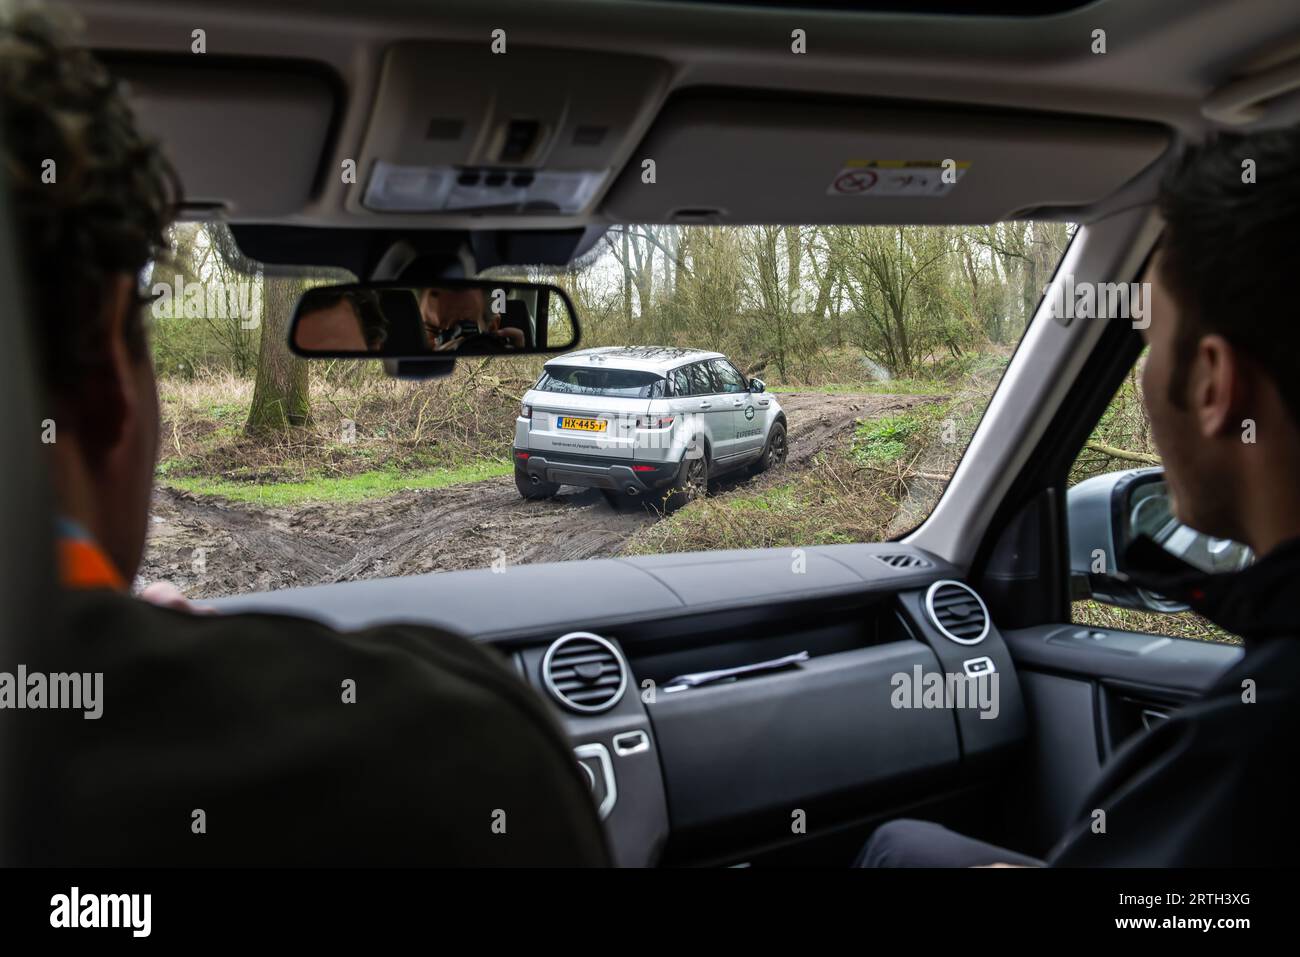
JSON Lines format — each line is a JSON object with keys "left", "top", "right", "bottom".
{"left": 140, "top": 392, "right": 936, "bottom": 598}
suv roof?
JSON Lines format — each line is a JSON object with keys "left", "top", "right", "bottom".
{"left": 544, "top": 346, "right": 725, "bottom": 374}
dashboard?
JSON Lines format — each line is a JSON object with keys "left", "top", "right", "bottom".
{"left": 214, "top": 542, "right": 1029, "bottom": 866}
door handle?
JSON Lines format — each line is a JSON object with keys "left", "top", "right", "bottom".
{"left": 698, "top": 401, "right": 712, "bottom": 409}
{"left": 731, "top": 400, "right": 744, "bottom": 408}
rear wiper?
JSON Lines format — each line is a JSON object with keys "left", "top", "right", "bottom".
{"left": 662, "top": 651, "right": 810, "bottom": 693}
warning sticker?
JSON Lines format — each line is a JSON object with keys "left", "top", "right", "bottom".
{"left": 827, "top": 160, "right": 969, "bottom": 198}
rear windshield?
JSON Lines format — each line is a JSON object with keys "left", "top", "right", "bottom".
{"left": 535, "top": 367, "right": 667, "bottom": 398}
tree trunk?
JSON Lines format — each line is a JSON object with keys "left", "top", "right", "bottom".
{"left": 621, "top": 228, "right": 633, "bottom": 333}
{"left": 244, "top": 274, "right": 311, "bottom": 434}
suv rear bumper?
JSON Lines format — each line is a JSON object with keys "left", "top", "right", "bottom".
{"left": 513, "top": 448, "right": 680, "bottom": 496}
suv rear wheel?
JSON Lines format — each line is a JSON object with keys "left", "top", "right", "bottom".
{"left": 516, "top": 471, "right": 561, "bottom": 500}
{"left": 661, "top": 447, "right": 709, "bottom": 513}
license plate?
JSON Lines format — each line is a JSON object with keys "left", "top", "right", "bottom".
{"left": 558, "top": 416, "right": 607, "bottom": 433}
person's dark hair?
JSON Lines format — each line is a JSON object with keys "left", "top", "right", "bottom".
{"left": 347, "top": 289, "right": 388, "bottom": 349}
{"left": 0, "top": 7, "right": 180, "bottom": 391}
{"left": 1157, "top": 126, "right": 1300, "bottom": 428}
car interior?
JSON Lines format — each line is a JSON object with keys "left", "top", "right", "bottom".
{"left": 7, "top": 0, "right": 1300, "bottom": 868}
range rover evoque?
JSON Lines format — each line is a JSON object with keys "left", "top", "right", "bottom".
{"left": 513, "top": 347, "right": 788, "bottom": 508}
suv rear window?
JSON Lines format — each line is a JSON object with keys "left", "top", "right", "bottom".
{"left": 535, "top": 366, "right": 667, "bottom": 398}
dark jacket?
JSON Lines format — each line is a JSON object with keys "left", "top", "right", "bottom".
{"left": 1048, "top": 535, "right": 1300, "bottom": 866}
{"left": 5, "top": 589, "right": 609, "bottom": 866}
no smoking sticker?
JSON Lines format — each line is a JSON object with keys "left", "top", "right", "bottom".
{"left": 827, "top": 159, "right": 969, "bottom": 197}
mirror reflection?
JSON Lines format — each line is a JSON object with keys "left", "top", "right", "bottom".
{"left": 291, "top": 281, "right": 578, "bottom": 358}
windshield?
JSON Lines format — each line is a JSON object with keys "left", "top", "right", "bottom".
{"left": 143, "top": 222, "right": 1074, "bottom": 598}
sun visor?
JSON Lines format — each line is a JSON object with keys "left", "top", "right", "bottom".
{"left": 352, "top": 43, "right": 670, "bottom": 217}
{"left": 110, "top": 59, "right": 338, "bottom": 217}
{"left": 602, "top": 92, "right": 1171, "bottom": 224}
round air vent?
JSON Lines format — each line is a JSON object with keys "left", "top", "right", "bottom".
{"left": 924, "top": 580, "right": 990, "bottom": 645}
{"left": 542, "top": 632, "right": 629, "bottom": 714}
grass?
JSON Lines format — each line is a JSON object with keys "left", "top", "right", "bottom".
{"left": 623, "top": 453, "right": 907, "bottom": 556}
{"left": 156, "top": 364, "right": 528, "bottom": 486}
{"left": 852, "top": 412, "right": 931, "bottom": 465}
{"left": 1072, "top": 600, "right": 1240, "bottom": 645}
{"left": 164, "top": 460, "right": 512, "bottom": 506}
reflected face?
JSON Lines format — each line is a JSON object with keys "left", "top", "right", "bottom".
{"left": 418, "top": 288, "right": 443, "bottom": 341}
{"left": 436, "top": 288, "right": 487, "bottom": 328}
{"left": 418, "top": 287, "right": 489, "bottom": 343}
{"left": 294, "top": 299, "right": 368, "bottom": 352}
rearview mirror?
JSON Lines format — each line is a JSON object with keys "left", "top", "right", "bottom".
{"left": 289, "top": 279, "right": 580, "bottom": 358}
{"left": 1067, "top": 466, "right": 1254, "bottom": 613}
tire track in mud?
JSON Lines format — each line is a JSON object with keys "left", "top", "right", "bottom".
{"left": 141, "top": 392, "right": 939, "bottom": 598}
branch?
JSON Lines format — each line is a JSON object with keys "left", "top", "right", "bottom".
{"left": 1084, "top": 441, "right": 1160, "bottom": 465}
{"left": 857, "top": 462, "right": 952, "bottom": 483}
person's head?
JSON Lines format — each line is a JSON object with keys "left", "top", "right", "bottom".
{"left": 294, "top": 298, "right": 369, "bottom": 352}
{"left": 1140, "top": 125, "right": 1300, "bottom": 554}
{"left": 295, "top": 290, "right": 387, "bottom": 352}
{"left": 1, "top": 8, "right": 179, "bottom": 581}
{"left": 438, "top": 287, "right": 489, "bottom": 330}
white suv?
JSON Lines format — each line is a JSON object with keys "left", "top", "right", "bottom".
{"left": 513, "top": 347, "right": 787, "bottom": 507}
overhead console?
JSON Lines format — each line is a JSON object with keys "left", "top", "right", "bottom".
{"left": 602, "top": 89, "right": 1171, "bottom": 225}
{"left": 352, "top": 43, "right": 670, "bottom": 220}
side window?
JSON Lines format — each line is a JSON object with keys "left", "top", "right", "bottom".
{"left": 1068, "top": 356, "right": 1240, "bottom": 645}
{"left": 686, "top": 362, "right": 716, "bottom": 396}
{"left": 710, "top": 359, "right": 747, "bottom": 394}
{"left": 670, "top": 367, "right": 691, "bottom": 397}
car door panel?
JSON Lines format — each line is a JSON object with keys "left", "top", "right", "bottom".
{"left": 709, "top": 358, "right": 760, "bottom": 459}
{"left": 1002, "top": 623, "right": 1241, "bottom": 850}
{"left": 686, "top": 361, "right": 735, "bottom": 461}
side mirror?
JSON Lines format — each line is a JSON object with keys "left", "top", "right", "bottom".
{"left": 749, "top": 377, "right": 766, "bottom": 394}
{"left": 1067, "top": 466, "right": 1253, "bottom": 613}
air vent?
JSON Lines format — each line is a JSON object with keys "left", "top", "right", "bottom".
{"left": 542, "top": 632, "right": 628, "bottom": 714}
{"left": 924, "top": 580, "right": 990, "bottom": 645}
{"left": 876, "top": 553, "right": 933, "bottom": 570}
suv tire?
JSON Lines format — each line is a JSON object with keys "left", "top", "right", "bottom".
{"left": 661, "top": 445, "right": 709, "bottom": 513}
{"left": 751, "top": 422, "right": 788, "bottom": 475}
{"left": 516, "top": 471, "right": 561, "bottom": 500}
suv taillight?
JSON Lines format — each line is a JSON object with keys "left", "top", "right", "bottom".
{"left": 521, "top": 402, "right": 532, "bottom": 417}
{"left": 636, "top": 415, "right": 675, "bottom": 429}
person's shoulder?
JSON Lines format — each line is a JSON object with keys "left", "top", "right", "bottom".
{"left": 58, "top": 588, "right": 524, "bottom": 711}
{"left": 38, "top": 589, "right": 608, "bottom": 865}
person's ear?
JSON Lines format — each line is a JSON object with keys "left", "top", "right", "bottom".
{"left": 75, "top": 276, "right": 139, "bottom": 461}
{"left": 1191, "top": 333, "right": 1241, "bottom": 439}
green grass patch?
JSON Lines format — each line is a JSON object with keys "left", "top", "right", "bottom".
{"left": 164, "top": 460, "right": 512, "bottom": 506}
{"left": 852, "top": 412, "right": 926, "bottom": 465}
